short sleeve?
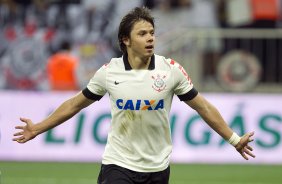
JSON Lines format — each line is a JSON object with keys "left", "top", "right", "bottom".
{"left": 172, "top": 60, "right": 198, "bottom": 101}
{"left": 83, "top": 65, "right": 107, "bottom": 100}
{"left": 173, "top": 62, "right": 193, "bottom": 95}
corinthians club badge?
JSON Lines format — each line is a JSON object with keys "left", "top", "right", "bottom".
{"left": 151, "top": 74, "right": 166, "bottom": 92}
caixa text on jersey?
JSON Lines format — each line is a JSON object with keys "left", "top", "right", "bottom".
{"left": 116, "top": 99, "right": 164, "bottom": 110}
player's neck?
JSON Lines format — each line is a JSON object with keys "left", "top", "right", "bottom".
{"left": 127, "top": 52, "right": 151, "bottom": 70}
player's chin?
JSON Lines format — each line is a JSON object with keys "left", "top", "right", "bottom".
{"left": 144, "top": 50, "right": 154, "bottom": 57}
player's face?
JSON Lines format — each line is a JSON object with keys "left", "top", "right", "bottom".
{"left": 124, "top": 20, "right": 155, "bottom": 58}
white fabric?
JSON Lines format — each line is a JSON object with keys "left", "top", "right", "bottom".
{"left": 86, "top": 54, "right": 194, "bottom": 172}
{"left": 228, "top": 132, "right": 241, "bottom": 146}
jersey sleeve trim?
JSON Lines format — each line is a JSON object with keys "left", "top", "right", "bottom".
{"left": 82, "top": 87, "right": 103, "bottom": 101}
{"left": 177, "top": 88, "right": 198, "bottom": 101}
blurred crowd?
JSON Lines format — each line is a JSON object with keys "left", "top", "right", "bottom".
{"left": 0, "top": 0, "right": 281, "bottom": 91}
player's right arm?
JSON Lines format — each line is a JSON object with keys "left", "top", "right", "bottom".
{"left": 171, "top": 59, "right": 255, "bottom": 160}
{"left": 13, "top": 91, "right": 95, "bottom": 143}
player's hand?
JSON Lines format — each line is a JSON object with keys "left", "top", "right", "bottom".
{"left": 13, "top": 117, "right": 37, "bottom": 143}
{"left": 235, "top": 131, "right": 255, "bottom": 160}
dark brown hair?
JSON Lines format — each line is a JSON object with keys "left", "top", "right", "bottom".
{"left": 118, "top": 7, "right": 154, "bottom": 54}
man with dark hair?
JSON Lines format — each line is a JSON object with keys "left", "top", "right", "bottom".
{"left": 13, "top": 7, "right": 255, "bottom": 184}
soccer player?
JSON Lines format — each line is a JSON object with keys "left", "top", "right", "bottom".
{"left": 13, "top": 7, "right": 255, "bottom": 184}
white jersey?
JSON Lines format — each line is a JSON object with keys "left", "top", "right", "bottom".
{"left": 83, "top": 54, "right": 198, "bottom": 172}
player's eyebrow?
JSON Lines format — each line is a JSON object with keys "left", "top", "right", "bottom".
{"left": 137, "top": 28, "right": 154, "bottom": 34}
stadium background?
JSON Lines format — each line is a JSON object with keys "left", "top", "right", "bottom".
{"left": 0, "top": 0, "right": 282, "bottom": 183}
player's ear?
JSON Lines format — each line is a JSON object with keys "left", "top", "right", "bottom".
{"left": 122, "top": 37, "right": 130, "bottom": 46}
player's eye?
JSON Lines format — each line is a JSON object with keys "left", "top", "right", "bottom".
{"left": 139, "top": 31, "right": 146, "bottom": 36}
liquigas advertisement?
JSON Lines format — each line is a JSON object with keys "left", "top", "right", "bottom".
{"left": 0, "top": 91, "right": 281, "bottom": 163}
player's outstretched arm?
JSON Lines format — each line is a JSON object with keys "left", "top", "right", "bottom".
{"left": 13, "top": 91, "right": 95, "bottom": 144}
{"left": 185, "top": 93, "right": 255, "bottom": 160}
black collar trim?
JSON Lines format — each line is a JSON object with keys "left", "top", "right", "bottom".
{"left": 123, "top": 53, "right": 155, "bottom": 70}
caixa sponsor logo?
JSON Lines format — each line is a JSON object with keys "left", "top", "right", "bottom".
{"left": 116, "top": 99, "right": 164, "bottom": 110}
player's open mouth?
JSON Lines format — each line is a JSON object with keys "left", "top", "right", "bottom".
{"left": 145, "top": 45, "right": 154, "bottom": 50}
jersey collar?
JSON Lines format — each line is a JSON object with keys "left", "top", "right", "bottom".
{"left": 123, "top": 53, "right": 155, "bottom": 70}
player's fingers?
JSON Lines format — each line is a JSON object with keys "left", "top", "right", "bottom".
{"left": 17, "top": 138, "right": 27, "bottom": 144}
{"left": 20, "top": 117, "right": 31, "bottom": 124}
{"left": 13, "top": 131, "right": 23, "bottom": 136}
{"left": 15, "top": 126, "right": 24, "bottom": 129}
{"left": 249, "top": 131, "right": 255, "bottom": 137}
{"left": 244, "top": 149, "right": 255, "bottom": 158}
{"left": 240, "top": 152, "right": 249, "bottom": 160}
{"left": 246, "top": 145, "right": 253, "bottom": 151}
{"left": 248, "top": 132, "right": 255, "bottom": 140}
{"left": 241, "top": 132, "right": 255, "bottom": 146}
{"left": 12, "top": 136, "right": 25, "bottom": 141}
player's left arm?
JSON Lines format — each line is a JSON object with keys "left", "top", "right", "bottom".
{"left": 184, "top": 93, "right": 255, "bottom": 160}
